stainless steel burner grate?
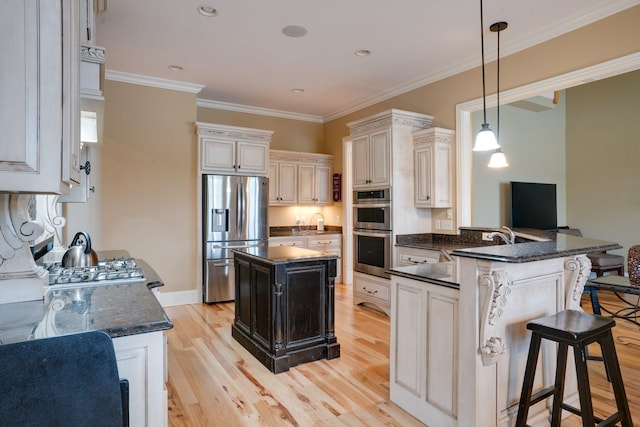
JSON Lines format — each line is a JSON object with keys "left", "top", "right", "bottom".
{"left": 46, "top": 257, "right": 145, "bottom": 286}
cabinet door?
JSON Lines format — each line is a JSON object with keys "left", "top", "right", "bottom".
{"left": 352, "top": 136, "right": 371, "bottom": 188}
{"left": 315, "top": 165, "right": 332, "bottom": 205}
{"left": 297, "top": 164, "right": 316, "bottom": 204}
{"left": 0, "top": 0, "right": 78, "bottom": 193}
{"left": 369, "top": 129, "right": 391, "bottom": 187}
{"left": 201, "top": 138, "right": 236, "bottom": 173}
{"left": 268, "top": 163, "right": 279, "bottom": 204}
{"left": 414, "top": 144, "right": 434, "bottom": 207}
{"left": 237, "top": 141, "right": 267, "bottom": 176}
{"left": 277, "top": 163, "right": 298, "bottom": 205}
{"left": 433, "top": 142, "right": 453, "bottom": 207}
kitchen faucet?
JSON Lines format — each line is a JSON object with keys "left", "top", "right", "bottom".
{"left": 307, "top": 212, "right": 325, "bottom": 231}
{"left": 487, "top": 226, "right": 516, "bottom": 245}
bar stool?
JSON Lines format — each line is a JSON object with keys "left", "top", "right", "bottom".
{"left": 515, "top": 310, "right": 632, "bottom": 427}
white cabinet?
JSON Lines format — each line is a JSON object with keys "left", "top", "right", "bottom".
{"left": 413, "top": 127, "right": 454, "bottom": 208}
{"left": 113, "top": 331, "right": 168, "bottom": 427}
{"left": 196, "top": 122, "right": 273, "bottom": 176}
{"left": 390, "top": 273, "right": 459, "bottom": 427}
{"left": 353, "top": 272, "right": 390, "bottom": 315}
{"left": 397, "top": 246, "right": 442, "bottom": 266}
{"left": 269, "top": 150, "right": 333, "bottom": 206}
{"left": 268, "top": 162, "right": 298, "bottom": 205}
{"left": 351, "top": 129, "right": 391, "bottom": 189}
{"left": 269, "top": 234, "right": 342, "bottom": 283}
{"left": 298, "top": 164, "right": 332, "bottom": 205}
{"left": 0, "top": 0, "right": 82, "bottom": 194}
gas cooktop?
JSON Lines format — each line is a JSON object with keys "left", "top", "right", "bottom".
{"left": 45, "top": 257, "right": 145, "bottom": 287}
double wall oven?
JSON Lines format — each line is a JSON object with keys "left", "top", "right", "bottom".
{"left": 353, "top": 188, "right": 392, "bottom": 279}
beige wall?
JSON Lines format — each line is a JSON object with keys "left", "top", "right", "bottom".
{"left": 64, "top": 6, "right": 639, "bottom": 296}
{"left": 66, "top": 81, "right": 198, "bottom": 293}
{"left": 566, "top": 69, "right": 640, "bottom": 259}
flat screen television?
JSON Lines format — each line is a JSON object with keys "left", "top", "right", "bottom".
{"left": 510, "top": 181, "right": 557, "bottom": 231}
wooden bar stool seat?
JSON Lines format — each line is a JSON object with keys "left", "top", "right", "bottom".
{"left": 515, "top": 310, "right": 632, "bottom": 427}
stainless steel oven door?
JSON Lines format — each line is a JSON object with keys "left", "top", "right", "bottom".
{"left": 353, "top": 203, "right": 391, "bottom": 231}
{"left": 353, "top": 229, "right": 391, "bottom": 279}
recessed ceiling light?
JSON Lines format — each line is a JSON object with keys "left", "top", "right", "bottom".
{"left": 354, "top": 49, "right": 371, "bottom": 57}
{"left": 168, "top": 65, "right": 184, "bottom": 71}
{"left": 292, "top": 88, "right": 304, "bottom": 94}
{"left": 197, "top": 5, "right": 217, "bottom": 17}
{"left": 282, "top": 25, "right": 308, "bottom": 38}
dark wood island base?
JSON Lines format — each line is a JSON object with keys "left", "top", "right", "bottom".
{"left": 231, "top": 246, "right": 340, "bottom": 373}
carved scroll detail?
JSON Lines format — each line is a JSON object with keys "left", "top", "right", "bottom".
{"left": 564, "top": 255, "right": 591, "bottom": 310}
{"left": 0, "top": 194, "right": 44, "bottom": 271}
{"left": 479, "top": 269, "right": 513, "bottom": 365}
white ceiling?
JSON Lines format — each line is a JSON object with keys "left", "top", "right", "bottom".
{"left": 95, "top": 0, "right": 637, "bottom": 122}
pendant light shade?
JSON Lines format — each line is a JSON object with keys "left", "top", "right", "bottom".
{"left": 474, "top": 123, "right": 499, "bottom": 151}
{"left": 488, "top": 150, "right": 509, "bottom": 168}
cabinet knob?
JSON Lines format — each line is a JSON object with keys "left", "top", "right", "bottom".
{"left": 426, "top": 195, "right": 431, "bottom": 201}
{"left": 89, "top": 186, "right": 96, "bottom": 193}
{"left": 80, "top": 160, "right": 91, "bottom": 175}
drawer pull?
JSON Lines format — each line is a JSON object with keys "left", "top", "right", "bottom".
{"left": 362, "top": 286, "right": 378, "bottom": 295}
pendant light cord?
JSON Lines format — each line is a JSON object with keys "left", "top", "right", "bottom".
{"left": 480, "top": 0, "right": 488, "bottom": 125}
{"left": 496, "top": 25, "right": 500, "bottom": 141}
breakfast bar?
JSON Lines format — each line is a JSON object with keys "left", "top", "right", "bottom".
{"left": 231, "top": 246, "right": 340, "bottom": 373}
{"left": 388, "top": 234, "right": 620, "bottom": 427}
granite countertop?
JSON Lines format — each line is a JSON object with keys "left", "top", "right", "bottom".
{"left": 387, "top": 262, "right": 459, "bottom": 289}
{"left": 269, "top": 226, "right": 342, "bottom": 237}
{"left": 0, "top": 258, "right": 172, "bottom": 346}
{"left": 451, "top": 234, "right": 621, "bottom": 263}
{"left": 233, "top": 245, "right": 337, "bottom": 264}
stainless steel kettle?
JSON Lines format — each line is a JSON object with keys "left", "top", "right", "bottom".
{"left": 61, "top": 232, "right": 99, "bottom": 268}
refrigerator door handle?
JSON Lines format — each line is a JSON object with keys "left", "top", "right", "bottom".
{"left": 210, "top": 243, "right": 263, "bottom": 250}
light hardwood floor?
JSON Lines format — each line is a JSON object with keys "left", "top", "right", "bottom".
{"left": 164, "top": 284, "right": 640, "bottom": 426}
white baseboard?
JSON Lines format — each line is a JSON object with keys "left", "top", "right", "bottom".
{"left": 154, "top": 288, "right": 199, "bottom": 307}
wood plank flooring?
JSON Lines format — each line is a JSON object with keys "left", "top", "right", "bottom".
{"left": 164, "top": 284, "right": 640, "bottom": 426}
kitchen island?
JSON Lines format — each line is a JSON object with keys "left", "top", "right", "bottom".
{"left": 388, "top": 234, "right": 620, "bottom": 427}
{"left": 0, "top": 256, "right": 172, "bottom": 427}
{"left": 232, "top": 246, "right": 339, "bottom": 373}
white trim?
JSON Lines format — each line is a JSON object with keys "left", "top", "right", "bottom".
{"left": 455, "top": 52, "right": 640, "bottom": 229}
{"left": 105, "top": 70, "right": 205, "bottom": 94}
{"left": 197, "top": 98, "right": 323, "bottom": 123}
{"left": 342, "top": 136, "right": 353, "bottom": 286}
{"left": 153, "top": 288, "right": 199, "bottom": 307}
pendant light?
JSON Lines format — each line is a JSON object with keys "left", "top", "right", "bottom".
{"left": 488, "top": 21, "right": 508, "bottom": 168}
{"left": 473, "top": 0, "right": 500, "bottom": 152}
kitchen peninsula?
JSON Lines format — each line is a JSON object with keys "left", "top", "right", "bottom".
{"left": 388, "top": 233, "right": 620, "bottom": 427}
{"left": 232, "top": 246, "right": 339, "bottom": 373}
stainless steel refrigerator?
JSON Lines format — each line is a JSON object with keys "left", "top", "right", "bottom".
{"left": 203, "top": 174, "right": 268, "bottom": 303}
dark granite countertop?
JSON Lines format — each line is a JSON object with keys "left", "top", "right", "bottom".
{"left": 0, "top": 258, "right": 172, "bottom": 346}
{"left": 451, "top": 234, "right": 621, "bottom": 263}
{"left": 269, "top": 226, "right": 342, "bottom": 237}
{"left": 233, "top": 246, "right": 337, "bottom": 264}
{"left": 388, "top": 262, "right": 459, "bottom": 289}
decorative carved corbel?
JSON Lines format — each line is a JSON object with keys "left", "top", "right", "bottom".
{"left": 564, "top": 255, "right": 591, "bottom": 310}
{"left": 478, "top": 269, "right": 513, "bottom": 365}
{"left": 0, "top": 194, "right": 44, "bottom": 272}
{"left": 34, "top": 195, "right": 66, "bottom": 249}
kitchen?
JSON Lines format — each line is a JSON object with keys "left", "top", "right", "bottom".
{"left": 1, "top": 1, "right": 640, "bottom": 426}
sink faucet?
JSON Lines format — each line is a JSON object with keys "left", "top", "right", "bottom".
{"left": 307, "top": 212, "right": 325, "bottom": 231}
{"left": 487, "top": 226, "right": 516, "bottom": 244}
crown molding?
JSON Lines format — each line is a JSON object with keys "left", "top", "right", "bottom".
{"left": 105, "top": 70, "right": 205, "bottom": 94}
{"left": 197, "top": 98, "right": 324, "bottom": 124}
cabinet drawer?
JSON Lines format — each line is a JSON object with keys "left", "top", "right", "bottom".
{"left": 307, "top": 236, "right": 340, "bottom": 249}
{"left": 268, "top": 238, "right": 305, "bottom": 247}
{"left": 397, "top": 247, "right": 440, "bottom": 265}
{"left": 355, "top": 280, "right": 389, "bottom": 301}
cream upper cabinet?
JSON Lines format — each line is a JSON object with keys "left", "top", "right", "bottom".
{"left": 269, "top": 150, "right": 333, "bottom": 206}
{"left": 0, "top": 0, "right": 82, "bottom": 194}
{"left": 269, "top": 161, "right": 297, "bottom": 205}
{"left": 298, "top": 164, "right": 332, "bottom": 205}
{"left": 196, "top": 122, "right": 273, "bottom": 176}
{"left": 351, "top": 129, "right": 391, "bottom": 189}
{"left": 413, "top": 127, "right": 454, "bottom": 208}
